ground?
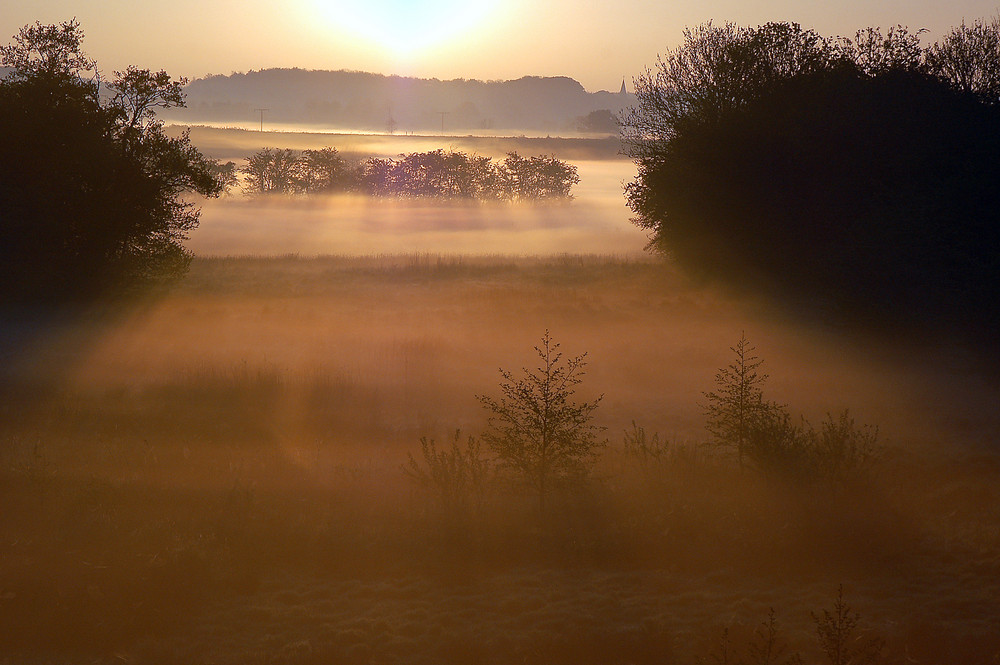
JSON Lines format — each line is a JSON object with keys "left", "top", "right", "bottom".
{"left": 2, "top": 254, "right": 999, "bottom": 664}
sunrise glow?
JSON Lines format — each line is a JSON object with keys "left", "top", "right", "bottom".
{"left": 311, "top": 0, "right": 497, "bottom": 55}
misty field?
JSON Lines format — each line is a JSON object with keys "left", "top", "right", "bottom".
{"left": 3, "top": 253, "right": 1000, "bottom": 664}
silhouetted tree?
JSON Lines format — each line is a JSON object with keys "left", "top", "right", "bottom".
{"left": 241, "top": 148, "right": 302, "bottom": 195}
{"left": 358, "top": 157, "right": 396, "bottom": 197}
{"left": 348, "top": 149, "right": 576, "bottom": 201}
{"left": 478, "top": 332, "right": 605, "bottom": 510}
{"left": 623, "top": 19, "right": 1000, "bottom": 347}
{"left": 0, "top": 20, "right": 223, "bottom": 301}
{"left": 208, "top": 160, "right": 239, "bottom": 194}
{"left": 703, "top": 333, "right": 779, "bottom": 469}
{"left": 926, "top": 16, "right": 1000, "bottom": 102}
{"left": 576, "top": 109, "right": 619, "bottom": 133}
{"left": 501, "top": 152, "right": 579, "bottom": 201}
{"left": 300, "top": 147, "right": 357, "bottom": 193}
{"left": 812, "top": 586, "right": 884, "bottom": 665}
{"left": 841, "top": 25, "right": 925, "bottom": 77}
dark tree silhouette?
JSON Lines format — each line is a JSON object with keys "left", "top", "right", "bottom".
{"left": 926, "top": 16, "right": 1000, "bottom": 101}
{"left": 241, "top": 148, "right": 302, "bottom": 195}
{"left": 0, "top": 20, "right": 223, "bottom": 302}
{"left": 623, "top": 20, "right": 1000, "bottom": 347}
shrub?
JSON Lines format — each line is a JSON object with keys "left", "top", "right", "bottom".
{"left": 812, "top": 585, "right": 885, "bottom": 665}
{"left": 404, "top": 430, "right": 490, "bottom": 515}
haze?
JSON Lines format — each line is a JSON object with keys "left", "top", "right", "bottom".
{"left": 1, "top": 0, "right": 998, "bottom": 90}
{"left": 4, "top": 5, "right": 1000, "bottom": 664}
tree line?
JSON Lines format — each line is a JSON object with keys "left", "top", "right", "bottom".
{"left": 622, "top": 18, "right": 1000, "bottom": 347}
{"left": 238, "top": 147, "right": 579, "bottom": 201}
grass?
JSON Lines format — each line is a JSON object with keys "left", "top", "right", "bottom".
{"left": 1, "top": 254, "right": 999, "bottom": 663}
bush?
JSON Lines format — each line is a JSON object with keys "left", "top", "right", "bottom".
{"left": 404, "top": 430, "right": 491, "bottom": 515}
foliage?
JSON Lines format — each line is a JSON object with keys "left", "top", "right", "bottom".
{"left": 0, "top": 20, "right": 223, "bottom": 301}
{"left": 622, "top": 21, "right": 840, "bottom": 153}
{"left": 240, "top": 147, "right": 578, "bottom": 201}
{"left": 622, "top": 421, "right": 670, "bottom": 469}
{"left": 241, "top": 148, "right": 302, "bottom": 194}
{"left": 300, "top": 147, "right": 357, "bottom": 193}
{"left": 699, "top": 610, "right": 803, "bottom": 665}
{"left": 478, "top": 331, "right": 606, "bottom": 509}
{"left": 404, "top": 430, "right": 491, "bottom": 514}
{"left": 812, "top": 585, "right": 885, "bottom": 665}
{"left": 705, "top": 335, "right": 880, "bottom": 481}
{"left": 807, "top": 411, "right": 880, "bottom": 483}
{"left": 575, "top": 108, "right": 619, "bottom": 133}
{"left": 926, "top": 16, "right": 1000, "bottom": 101}
{"left": 500, "top": 152, "right": 580, "bottom": 201}
{"left": 622, "top": 19, "right": 1000, "bottom": 344}
{"left": 208, "top": 160, "right": 239, "bottom": 193}
{"left": 703, "top": 333, "right": 780, "bottom": 468}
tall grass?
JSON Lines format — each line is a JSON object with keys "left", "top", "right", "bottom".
{"left": 1, "top": 254, "right": 998, "bottom": 663}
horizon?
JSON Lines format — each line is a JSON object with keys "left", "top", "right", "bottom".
{"left": 3, "top": 1, "right": 1000, "bottom": 92}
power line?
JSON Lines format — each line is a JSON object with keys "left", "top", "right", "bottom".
{"left": 436, "top": 111, "right": 450, "bottom": 133}
{"left": 253, "top": 108, "right": 269, "bottom": 132}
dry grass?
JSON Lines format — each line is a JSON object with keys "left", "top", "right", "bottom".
{"left": 2, "top": 254, "right": 999, "bottom": 664}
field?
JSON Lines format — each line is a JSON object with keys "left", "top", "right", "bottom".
{"left": 2, "top": 129, "right": 1000, "bottom": 664}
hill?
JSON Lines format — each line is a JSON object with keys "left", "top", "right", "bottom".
{"left": 160, "top": 68, "right": 634, "bottom": 133}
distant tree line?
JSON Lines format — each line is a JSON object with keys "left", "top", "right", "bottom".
{"left": 239, "top": 148, "right": 579, "bottom": 201}
{"left": 161, "top": 68, "right": 632, "bottom": 133}
{"left": 622, "top": 18, "right": 1000, "bottom": 345}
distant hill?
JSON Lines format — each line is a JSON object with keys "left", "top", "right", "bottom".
{"left": 160, "top": 69, "right": 634, "bottom": 134}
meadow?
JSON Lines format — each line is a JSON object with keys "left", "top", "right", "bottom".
{"left": 1, "top": 129, "right": 999, "bottom": 664}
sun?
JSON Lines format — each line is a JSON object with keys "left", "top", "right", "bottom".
{"left": 312, "top": 0, "right": 497, "bottom": 55}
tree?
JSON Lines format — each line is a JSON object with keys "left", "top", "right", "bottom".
{"left": 478, "top": 332, "right": 605, "bottom": 510}
{"left": 500, "top": 152, "right": 579, "bottom": 201}
{"left": 299, "top": 147, "right": 356, "bottom": 193}
{"left": 621, "top": 21, "right": 840, "bottom": 154}
{"left": 926, "top": 16, "right": 1000, "bottom": 102}
{"left": 241, "top": 148, "right": 302, "bottom": 195}
{"left": 622, "top": 19, "right": 1000, "bottom": 348}
{"left": 703, "top": 333, "right": 782, "bottom": 468}
{"left": 0, "top": 20, "right": 223, "bottom": 301}
{"left": 812, "top": 586, "right": 884, "bottom": 665}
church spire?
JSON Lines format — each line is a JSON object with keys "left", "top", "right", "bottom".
{"left": 619, "top": 78, "right": 627, "bottom": 95}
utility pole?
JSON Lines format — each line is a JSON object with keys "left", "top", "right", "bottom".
{"left": 253, "top": 108, "right": 269, "bottom": 132}
{"left": 437, "top": 111, "right": 449, "bottom": 133}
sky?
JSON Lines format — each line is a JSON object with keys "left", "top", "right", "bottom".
{"left": 2, "top": 0, "right": 999, "bottom": 92}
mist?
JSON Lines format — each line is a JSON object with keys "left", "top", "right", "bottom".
{"left": 189, "top": 160, "right": 643, "bottom": 256}
{"left": 3, "top": 127, "right": 1000, "bottom": 664}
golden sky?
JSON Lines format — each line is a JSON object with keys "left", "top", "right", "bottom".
{"left": 2, "top": 0, "right": 999, "bottom": 91}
